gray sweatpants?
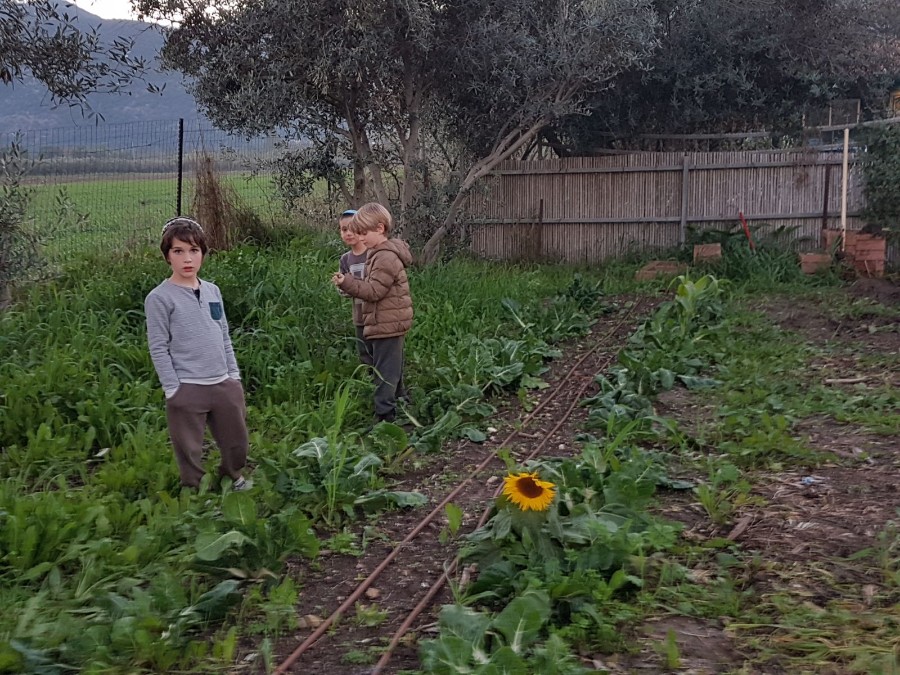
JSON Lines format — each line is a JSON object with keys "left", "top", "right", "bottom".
{"left": 165, "top": 379, "right": 248, "bottom": 487}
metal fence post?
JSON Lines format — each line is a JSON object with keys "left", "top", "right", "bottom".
{"left": 176, "top": 118, "right": 184, "bottom": 215}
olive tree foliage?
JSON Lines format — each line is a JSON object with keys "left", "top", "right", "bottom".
{"left": 1, "top": 0, "right": 147, "bottom": 306}
{"left": 138, "top": 0, "right": 658, "bottom": 261}
{"left": 550, "top": 0, "right": 900, "bottom": 151}
{"left": 138, "top": 0, "right": 441, "bottom": 213}
{"left": 1, "top": 0, "right": 147, "bottom": 105}
{"left": 419, "top": 0, "right": 658, "bottom": 262}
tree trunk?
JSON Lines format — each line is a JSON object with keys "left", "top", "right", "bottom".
{"left": 353, "top": 158, "right": 366, "bottom": 205}
{"left": 420, "top": 116, "right": 551, "bottom": 264}
{"left": 0, "top": 282, "right": 11, "bottom": 311}
{"left": 397, "top": 65, "right": 423, "bottom": 219}
{"left": 346, "top": 107, "right": 389, "bottom": 206}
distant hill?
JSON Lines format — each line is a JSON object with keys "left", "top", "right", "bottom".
{"left": 0, "top": 7, "right": 206, "bottom": 135}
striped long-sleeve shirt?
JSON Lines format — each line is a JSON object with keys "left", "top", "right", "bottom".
{"left": 144, "top": 278, "right": 240, "bottom": 397}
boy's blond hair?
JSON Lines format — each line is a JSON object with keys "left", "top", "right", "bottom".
{"left": 350, "top": 202, "right": 393, "bottom": 235}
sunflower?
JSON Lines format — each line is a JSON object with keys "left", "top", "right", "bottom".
{"left": 502, "top": 472, "right": 556, "bottom": 512}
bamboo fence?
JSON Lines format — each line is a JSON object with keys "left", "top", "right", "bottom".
{"left": 466, "top": 149, "right": 871, "bottom": 264}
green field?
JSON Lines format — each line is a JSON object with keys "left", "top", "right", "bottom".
{"left": 23, "top": 173, "right": 283, "bottom": 264}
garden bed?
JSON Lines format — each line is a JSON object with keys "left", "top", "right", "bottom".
{"left": 261, "top": 281, "right": 899, "bottom": 674}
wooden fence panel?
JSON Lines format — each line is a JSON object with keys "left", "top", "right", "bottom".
{"left": 467, "top": 150, "right": 871, "bottom": 264}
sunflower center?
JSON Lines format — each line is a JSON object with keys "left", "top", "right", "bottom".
{"left": 517, "top": 477, "right": 544, "bottom": 498}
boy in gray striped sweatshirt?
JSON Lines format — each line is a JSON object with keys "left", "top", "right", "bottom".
{"left": 145, "top": 217, "right": 250, "bottom": 490}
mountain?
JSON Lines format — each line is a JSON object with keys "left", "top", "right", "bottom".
{"left": 0, "top": 6, "right": 206, "bottom": 135}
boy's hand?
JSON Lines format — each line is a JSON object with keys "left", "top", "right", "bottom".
{"left": 331, "top": 273, "right": 345, "bottom": 286}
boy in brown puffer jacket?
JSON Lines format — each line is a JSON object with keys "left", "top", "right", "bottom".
{"left": 331, "top": 202, "right": 413, "bottom": 423}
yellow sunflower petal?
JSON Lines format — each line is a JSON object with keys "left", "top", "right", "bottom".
{"left": 502, "top": 471, "right": 556, "bottom": 511}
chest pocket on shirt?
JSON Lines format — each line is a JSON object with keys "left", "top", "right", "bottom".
{"left": 209, "top": 301, "right": 223, "bottom": 321}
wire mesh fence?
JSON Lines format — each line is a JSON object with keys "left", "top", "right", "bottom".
{"left": 3, "top": 119, "right": 287, "bottom": 265}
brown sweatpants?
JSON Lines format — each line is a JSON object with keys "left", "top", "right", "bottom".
{"left": 165, "top": 379, "right": 248, "bottom": 487}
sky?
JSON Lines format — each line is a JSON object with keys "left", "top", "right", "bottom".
{"left": 70, "top": 0, "right": 139, "bottom": 20}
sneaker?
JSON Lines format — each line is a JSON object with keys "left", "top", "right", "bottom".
{"left": 232, "top": 476, "right": 253, "bottom": 491}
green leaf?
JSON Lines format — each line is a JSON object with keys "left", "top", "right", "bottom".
{"left": 352, "top": 454, "right": 383, "bottom": 476}
{"left": 194, "top": 530, "right": 250, "bottom": 561}
{"left": 292, "top": 437, "right": 329, "bottom": 460}
{"left": 461, "top": 427, "right": 487, "bottom": 443}
{"left": 420, "top": 635, "right": 476, "bottom": 673}
{"left": 369, "top": 423, "right": 409, "bottom": 454}
{"left": 678, "top": 375, "right": 720, "bottom": 390}
{"left": 191, "top": 580, "right": 242, "bottom": 619}
{"left": 437, "top": 604, "right": 491, "bottom": 645}
{"left": 354, "top": 489, "right": 426, "bottom": 511}
{"left": 0, "top": 641, "right": 24, "bottom": 672}
{"left": 445, "top": 503, "right": 463, "bottom": 535}
{"left": 222, "top": 492, "right": 257, "bottom": 527}
{"left": 491, "top": 591, "right": 550, "bottom": 654}
{"left": 485, "top": 645, "right": 528, "bottom": 672}
{"left": 657, "top": 476, "right": 695, "bottom": 490}
{"left": 272, "top": 510, "right": 319, "bottom": 558}
{"left": 657, "top": 368, "right": 676, "bottom": 390}
{"left": 492, "top": 508, "right": 512, "bottom": 540}
{"left": 519, "top": 374, "right": 548, "bottom": 389}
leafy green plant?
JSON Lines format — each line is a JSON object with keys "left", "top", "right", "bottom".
{"left": 861, "top": 124, "right": 900, "bottom": 240}
{"left": 354, "top": 603, "right": 389, "bottom": 628}
{"left": 420, "top": 592, "right": 587, "bottom": 674}
{"left": 694, "top": 462, "right": 748, "bottom": 526}
{"left": 0, "top": 232, "right": 646, "bottom": 673}
{"left": 585, "top": 274, "right": 726, "bottom": 431}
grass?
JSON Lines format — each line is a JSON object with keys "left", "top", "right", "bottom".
{"left": 21, "top": 173, "right": 283, "bottom": 265}
{"left": 625, "top": 286, "right": 899, "bottom": 672}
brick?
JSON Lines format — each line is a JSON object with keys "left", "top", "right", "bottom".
{"left": 635, "top": 261, "right": 688, "bottom": 281}
{"left": 799, "top": 252, "right": 831, "bottom": 274}
{"left": 693, "top": 243, "right": 722, "bottom": 263}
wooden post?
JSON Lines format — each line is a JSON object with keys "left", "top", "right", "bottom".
{"left": 822, "top": 163, "right": 831, "bottom": 234}
{"left": 680, "top": 154, "right": 690, "bottom": 245}
{"left": 840, "top": 127, "right": 849, "bottom": 252}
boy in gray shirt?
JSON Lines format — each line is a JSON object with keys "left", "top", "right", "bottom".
{"left": 144, "top": 217, "right": 250, "bottom": 490}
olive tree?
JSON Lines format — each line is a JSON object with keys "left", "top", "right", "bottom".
{"left": 420, "top": 0, "right": 658, "bottom": 261}
{"left": 138, "top": 0, "right": 658, "bottom": 261}
{"left": 1, "top": 0, "right": 147, "bottom": 305}
{"left": 1, "top": 0, "right": 146, "bottom": 105}
{"left": 138, "top": 0, "right": 442, "bottom": 212}
{"left": 553, "top": 0, "right": 900, "bottom": 150}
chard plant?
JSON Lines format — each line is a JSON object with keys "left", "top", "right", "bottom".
{"left": 585, "top": 274, "right": 727, "bottom": 431}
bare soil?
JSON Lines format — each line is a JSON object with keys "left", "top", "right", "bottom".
{"left": 244, "top": 281, "right": 899, "bottom": 674}
{"left": 619, "top": 283, "right": 900, "bottom": 674}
